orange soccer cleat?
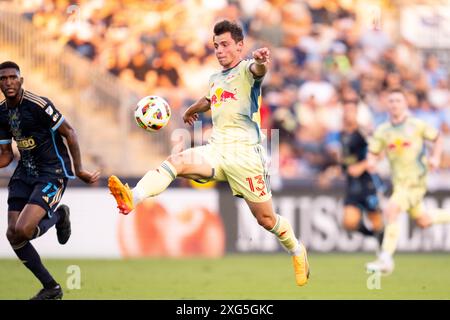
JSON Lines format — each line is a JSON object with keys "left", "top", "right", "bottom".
{"left": 292, "top": 243, "right": 310, "bottom": 286}
{"left": 108, "top": 175, "right": 134, "bottom": 215}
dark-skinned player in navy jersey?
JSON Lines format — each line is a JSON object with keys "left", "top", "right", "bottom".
{"left": 0, "top": 61, "right": 100, "bottom": 300}
{"left": 326, "top": 99, "right": 384, "bottom": 245}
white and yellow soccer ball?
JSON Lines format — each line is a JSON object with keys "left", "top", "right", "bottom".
{"left": 134, "top": 95, "right": 171, "bottom": 132}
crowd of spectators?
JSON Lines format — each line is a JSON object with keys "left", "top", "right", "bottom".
{"left": 18, "top": 0, "right": 450, "bottom": 183}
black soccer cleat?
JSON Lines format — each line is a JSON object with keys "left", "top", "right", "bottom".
{"left": 56, "top": 204, "right": 71, "bottom": 245}
{"left": 30, "top": 285, "right": 63, "bottom": 300}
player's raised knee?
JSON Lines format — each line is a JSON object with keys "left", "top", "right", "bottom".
{"left": 416, "top": 216, "right": 431, "bottom": 229}
{"left": 256, "top": 215, "right": 276, "bottom": 230}
{"left": 166, "top": 154, "right": 187, "bottom": 174}
{"left": 167, "top": 152, "right": 201, "bottom": 175}
{"left": 14, "top": 224, "right": 35, "bottom": 241}
{"left": 343, "top": 207, "right": 360, "bottom": 230}
{"left": 6, "top": 227, "right": 16, "bottom": 243}
{"left": 343, "top": 216, "right": 359, "bottom": 231}
{"left": 369, "top": 215, "right": 384, "bottom": 232}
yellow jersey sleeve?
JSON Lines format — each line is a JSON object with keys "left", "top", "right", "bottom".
{"left": 205, "top": 75, "right": 213, "bottom": 101}
{"left": 243, "top": 59, "right": 254, "bottom": 82}
{"left": 243, "top": 59, "right": 266, "bottom": 83}
{"left": 420, "top": 120, "right": 439, "bottom": 141}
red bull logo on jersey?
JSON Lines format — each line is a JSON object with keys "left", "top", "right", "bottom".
{"left": 210, "top": 87, "right": 238, "bottom": 107}
{"left": 388, "top": 138, "right": 411, "bottom": 152}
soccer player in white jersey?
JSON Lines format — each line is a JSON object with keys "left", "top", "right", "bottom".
{"left": 108, "top": 20, "right": 309, "bottom": 286}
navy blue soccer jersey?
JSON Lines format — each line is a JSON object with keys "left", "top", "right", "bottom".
{"left": 340, "top": 129, "right": 376, "bottom": 193}
{"left": 0, "top": 90, "right": 74, "bottom": 179}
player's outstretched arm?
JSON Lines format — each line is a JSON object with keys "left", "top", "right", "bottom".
{"left": 0, "top": 143, "right": 13, "bottom": 168}
{"left": 57, "top": 120, "right": 100, "bottom": 184}
{"left": 250, "top": 47, "right": 270, "bottom": 78}
{"left": 182, "top": 96, "right": 211, "bottom": 126}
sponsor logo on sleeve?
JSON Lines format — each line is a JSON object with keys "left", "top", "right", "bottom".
{"left": 45, "top": 106, "right": 54, "bottom": 116}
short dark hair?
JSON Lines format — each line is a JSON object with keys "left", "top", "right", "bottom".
{"left": 388, "top": 88, "right": 406, "bottom": 96}
{"left": 213, "top": 20, "right": 244, "bottom": 43}
{"left": 0, "top": 61, "right": 20, "bottom": 73}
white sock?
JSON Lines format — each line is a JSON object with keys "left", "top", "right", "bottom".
{"left": 269, "top": 214, "right": 302, "bottom": 256}
{"left": 132, "top": 160, "right": 177, "bottom": 204}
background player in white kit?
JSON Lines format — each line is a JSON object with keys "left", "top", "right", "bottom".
{"left": 108, "top": 20, "right": 309, "bottom": 286}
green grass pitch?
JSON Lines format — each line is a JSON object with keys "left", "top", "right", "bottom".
{"left": 1, "top": 253, "right": 449, "bottom": 299}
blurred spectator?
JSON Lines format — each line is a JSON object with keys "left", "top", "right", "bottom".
{"left": 425, "top": 54, "right": 447, "bottom": 88}
{"left": 413, "top": 93, "right": 446, "bottom": 131}
{"left": 298, "top": 62, "right": 335, "bottom": 105}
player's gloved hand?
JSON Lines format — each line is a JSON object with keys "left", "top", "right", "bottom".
{"left": 183, "top": 112, "right": 199, "bottom": 126}
{"left": 76, "top": 169, "right": 101, "bottom": 184}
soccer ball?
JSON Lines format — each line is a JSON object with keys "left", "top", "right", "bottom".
{"left": 134, "top": 95, "right": 171, "bottom": 132}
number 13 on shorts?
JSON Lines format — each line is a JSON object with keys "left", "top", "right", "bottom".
{"left": 246, "top": 175, "right": 268, "bottom": 197}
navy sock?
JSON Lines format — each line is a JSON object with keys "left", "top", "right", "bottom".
{"left": 375, "top": 230, "right": 384, "bottom": 247}
{"left": 13, "top": 241, "right": 58, "bottom": 289}
{"left": 357, "top": 221, "right": 375, "bottom": 236}
{"left": 33, "top": 210, "right": 60, "bottom": 239}
{"left": 358, "top": 221, "right": 384, "bottom": 246}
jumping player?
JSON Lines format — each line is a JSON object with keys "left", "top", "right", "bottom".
{"left": 108, "top": 20, "right": 310, "bottom": 286}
